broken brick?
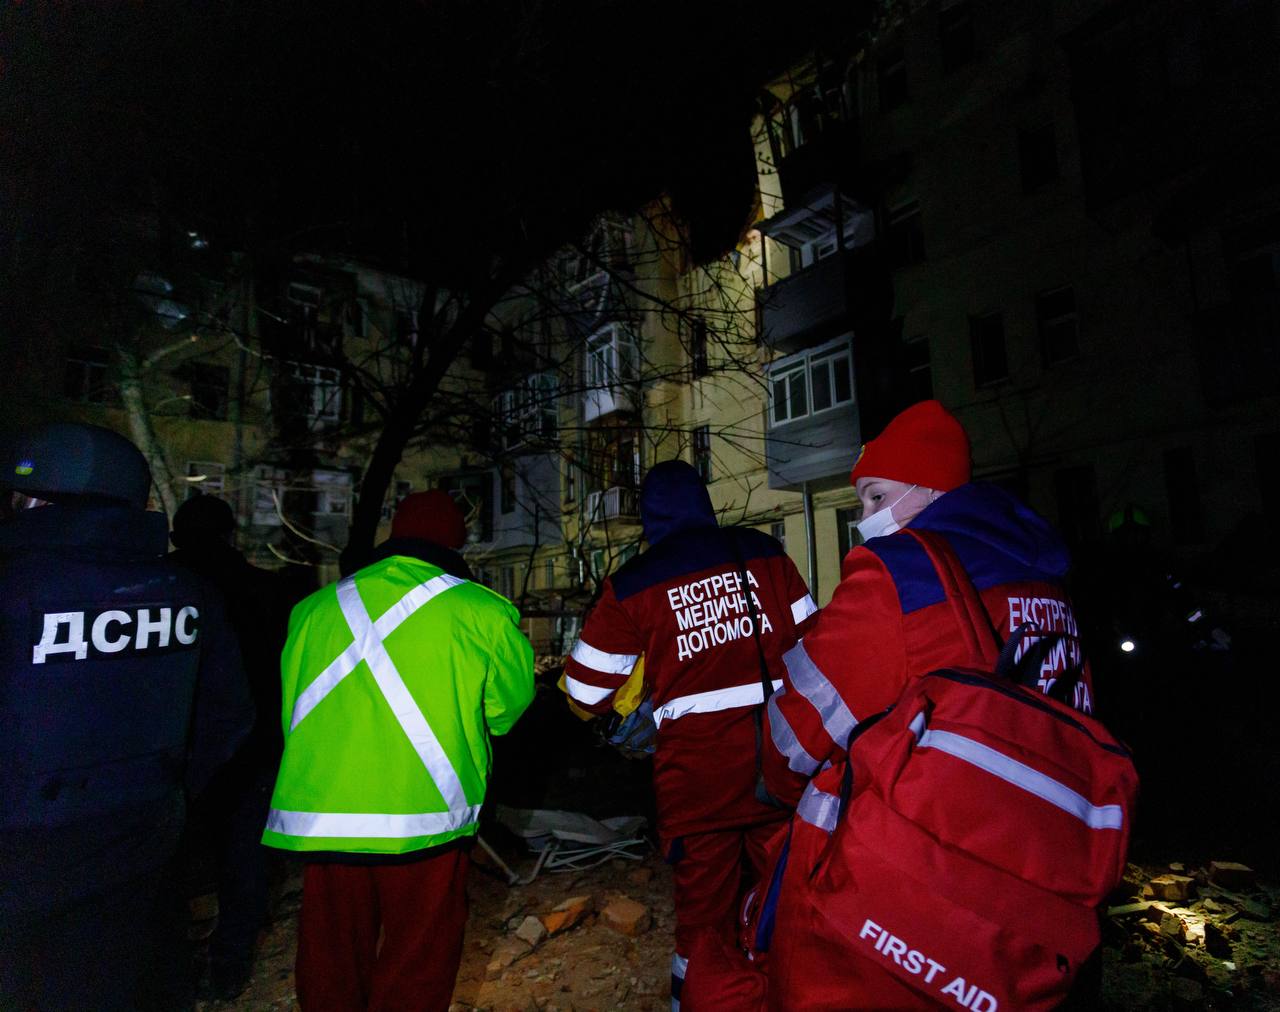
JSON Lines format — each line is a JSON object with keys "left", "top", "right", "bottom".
{"left": 601, "top": 896, "right": 651, "bottom": 937}
{"left": 1209, "top": 862, "right": 1256, "bottom": 890}
{"left": 1148, "top": 875, "right": 1196, "bottom": 903}
{"left": 541, "top": 895, "right": 594, "bottom": 936}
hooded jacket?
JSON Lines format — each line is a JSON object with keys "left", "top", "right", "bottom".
{"left": 563, "top": 462, "right": 817, "bottom": 841}
{"left": 763, "top": 482, "right": 1095, "bottom": 807}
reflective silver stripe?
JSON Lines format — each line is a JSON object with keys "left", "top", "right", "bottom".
{"left": 564, "top": 673, "right": 615, "bottom": 705}
{"left": 908, "top": 709, "right": 927, "bottom": 741}
{"left": 783, "top": 640, "right": 858, "bottom": 748}
{"left": 570, "top": 638, "right": 638, "bottom": 675}
{"left": 917, "top": 729, "right": 1124, "bottom": 831}
{"left": 290, "top": 573, "right": 465, "bottom": 730}
{"left": 790, "top": 594, "right": 818, "bottom": 624}
{"left": 767, "top": 689, "right": 820, "bottom": 776}
{"left": 796, "top": 779, "right": 840, "bottom": 833}
{"left": 266, "top": 804, "right": 482, "bottom": 839}
{"left": 652, "top": 679, "right": 783, "bottom": 729}
{"left": 671, "top": 953, "right": 688, "bottom": 979}
{"left": 336, "top": 578, "right": 468, "bottom": 809}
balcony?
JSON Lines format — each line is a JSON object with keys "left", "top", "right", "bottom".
{"left": 757, "top": 245, "right": 891, "bottom": 354}
{"left": 756, "top": 189, "right": 884, "bottom": 354}
{"left": 584, "top": 486, "right": 640, "bottom": 524}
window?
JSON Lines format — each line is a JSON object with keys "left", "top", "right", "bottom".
{"left": 188, "top": 363, "right": 230, "bottom": 420}
{"left": 885, "top": 201, "right": 926, "bottom": 270}
{"left": 500, "top": 462, "right": 516, "bottom": 514}
{"left": 904, "top": 335, "right": 933, "bottom": 401}
{"left": 544, "top": 557, "right": 556, "bottom": 588}
{"left": 312, "top": 470, "right": 353, "bottom": 518}
{"left": 585, "top": 427, "right": 642, "bottom": 492}
{"left": 692, "top": 425, "right": 712, "bottom": 483}
{"left": 1163, "top": 447, "right": 1206, "bottom": 544}
{"left": 394, "top": 309, "right": 418, "bottom": 347}
{"left": 1037, "top": 286, "right": 1078, "bottom": 365}
{"left": 877, "top": 40, "right": 908, "bottom": 111}
{"left": 586, "top": 325, "right": 638, "bottom": 389}
{"left": 1053, "top": 465, "right": 1100, "bottom": 547}
{"left": 251, "top": 466, "right": 289, "bottom": 526}
{"left": 493, "top": 371, "right": 557, "bottom": 449}
{"left": 281, "top": 362, "right": 342, "bottom": 426}
{"left": 500, "top": 566, "right": 516, "bottom": 599}
{"left": 769, "top": 340, "right": 854, "bottom": 426}
{"left": 689, "top": 317, "right": 709, "bottom": 378}
{"left": 185, "top": 461, "right": 227, "bottom": 501}
{"left": 939, "top": 2, "right": 975, "bottom": 73}
{"left": 836, "top": 505, "right": 864, "bottom": 559}
{"left": 438, "top": 473, "right": 493, "bottom": 543}
{"left": 770, "top": 520, "right": 786, "bottom": 551}
{"left": 287, "top": 283, "right": 322, "bottom": 348}
{"left": 382, "top": 479, "right": 413, "bottom": 521}
{"left": 64, "top": 347, "right": 112, "bottom": 404}
{"left": 1018, "top": 124, "right": 1059, "bottom": 193}
{"left": 970, "top": 312, "right": 1009, "bottom": 387}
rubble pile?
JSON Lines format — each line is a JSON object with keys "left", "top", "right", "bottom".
{"left": 1099, "top": 860, "right": 1280, "bottom": 1010}
{"left": 198, "top": 852, "right": 1280, "bottom": 1011}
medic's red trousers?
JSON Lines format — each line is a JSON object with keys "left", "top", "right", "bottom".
{"left": 670, "top": 821, "right": 783, "bottom": 1004}
{"left": 295, "top": 846, "right": 469, "bottom": 1012}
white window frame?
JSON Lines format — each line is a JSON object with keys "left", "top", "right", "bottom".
{"left": 311, "top": 469, "right": 353, "bottom": 518}
{"left": 286, "top": 361, "right": 342, "bottom": 425}
{"left": 768, "top": 337, "right": 855, "bottom": 427}
{"left": 492, "top": 370, "right": 558, "bottom": 449}
{"left": 586, "top": 324, "right": 638, "bottom": 389}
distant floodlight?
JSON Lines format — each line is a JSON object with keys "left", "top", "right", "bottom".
{"left": 1119, "top": 638, "right": 1136, "bottom": 653}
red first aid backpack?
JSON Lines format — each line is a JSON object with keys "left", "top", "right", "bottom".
{"left": 713, "top": 529, "right": 1141, "bottom": 1012}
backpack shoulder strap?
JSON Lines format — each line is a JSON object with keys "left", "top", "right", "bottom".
{"left": 903, "top": 528, "right": 1002, "bottom": 669}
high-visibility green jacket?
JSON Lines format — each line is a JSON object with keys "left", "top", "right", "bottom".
{"left": 262, "top": 553, "right": 534, "bottom": 855}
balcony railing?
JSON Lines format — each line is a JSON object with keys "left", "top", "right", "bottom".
{"left": 584, "top": 486, "right": 640, "bottom": 523}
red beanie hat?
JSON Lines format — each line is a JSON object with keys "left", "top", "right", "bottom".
{"left": 849, "top": 400, "right": 971, "bottom": 491}
{"left": 390, "top": 490, "right": 467, "bottom": 549}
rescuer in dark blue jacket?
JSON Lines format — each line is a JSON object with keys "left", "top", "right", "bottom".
{"left": 0, "top": 422, "right": 254, "bottom": 1012}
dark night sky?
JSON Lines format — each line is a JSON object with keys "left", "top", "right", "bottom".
{"left": 2, "top": 1, "right": 861, "bottom": 282}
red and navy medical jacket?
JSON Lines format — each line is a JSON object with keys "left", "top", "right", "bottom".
{"left": 565, "top": 524, "right": 817, "bottom": 840}
{"left": 764, "top": 483, "right": 1096, "bottom": 808}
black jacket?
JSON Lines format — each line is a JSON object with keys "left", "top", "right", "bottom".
{"left": 0, "top": 502, "right": 253, "bottom": 916}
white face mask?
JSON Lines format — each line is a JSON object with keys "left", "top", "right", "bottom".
{"left": 855, "top": 485, "right": 917, "bottom": 542}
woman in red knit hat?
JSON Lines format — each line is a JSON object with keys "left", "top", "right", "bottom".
{"left": 748, "top": 398, "right": 1097, "bottom": 1009}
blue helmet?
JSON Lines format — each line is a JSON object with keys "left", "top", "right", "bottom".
{"left": 4, "top": 422, "right": 152, "bottom": 509}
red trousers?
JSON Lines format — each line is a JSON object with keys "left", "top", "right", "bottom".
{"left": 295, "top": 847, "right": 469, "bottom": 1012}
{"left": 669, "top": 819, "right": 783, "bottom": 1007}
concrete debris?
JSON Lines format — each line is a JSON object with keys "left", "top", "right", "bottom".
{"left": 627, "top": 865, "right": 655, "bottom": 886}
{"left": 601, "top": 896, "right": 651, "bottom": 937}
{"left": 514, "top": 915, "right": 548, "bottom": 948}
{"left": 1238, "top": 898, "right": 1272, "bottom": 922}
{"left": 1147, "top": 874, "right": 1196, "bottom": 903}
{"left": 485, "top": 938, "right": 531, "bottom": 980}
{"left": 1209, "top": 861, "right": 1256, "bottom": 890}
{"left": 1160, "top": 911, "right": 1187, "bottom": 942}
{"left": 1204, "top": 920, "right": 1234, "bottom": 959}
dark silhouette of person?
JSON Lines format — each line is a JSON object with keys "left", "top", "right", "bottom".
{"left": 168, "top": 493, "right": 297, "bottom": 1000}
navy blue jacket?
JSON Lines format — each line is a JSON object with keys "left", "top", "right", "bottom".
{"left": 0, "top": 502, "right": 253, "bottom": 916}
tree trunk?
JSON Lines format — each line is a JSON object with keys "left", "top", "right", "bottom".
{"left": 117, "top": 348, "right": 181, "bottom": 519}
